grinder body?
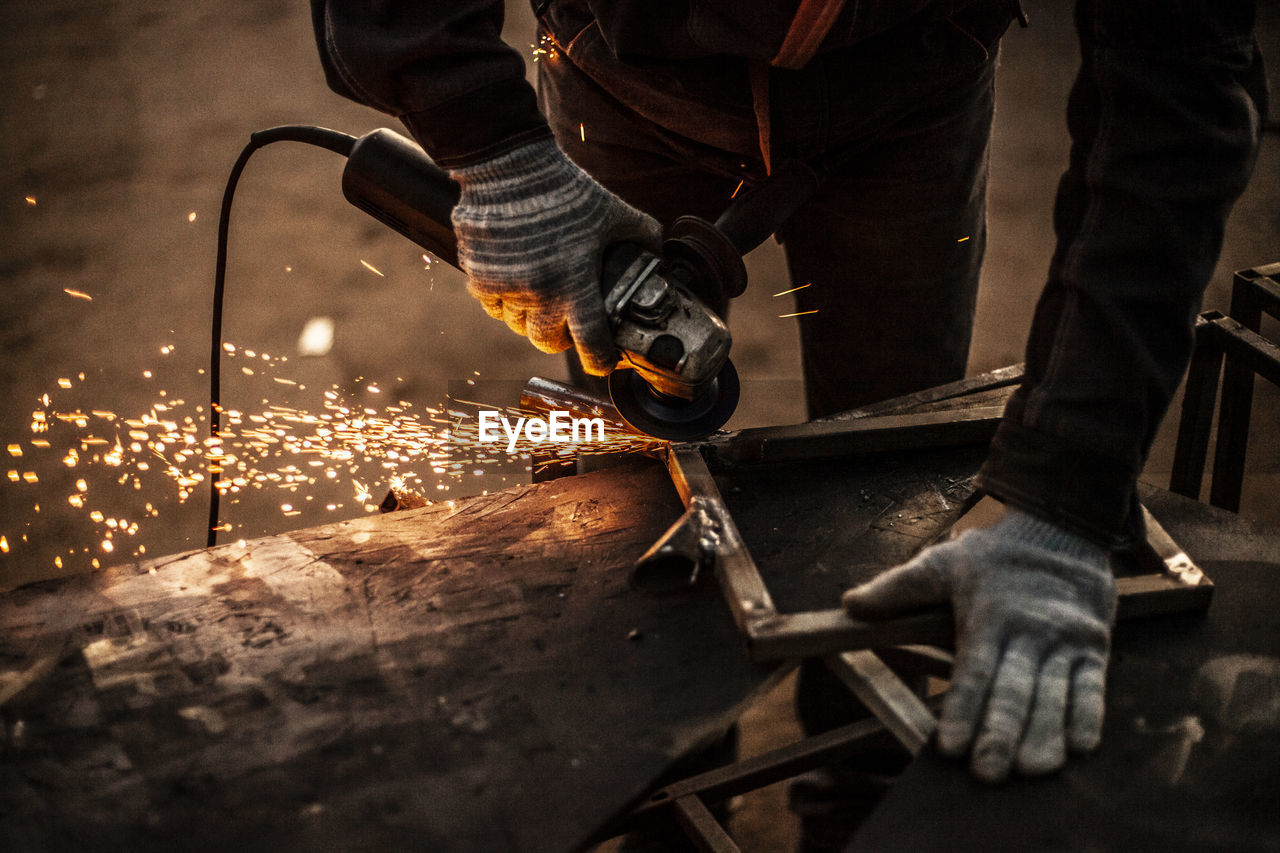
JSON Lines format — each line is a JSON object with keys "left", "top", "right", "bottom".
{"left": 340, "top": 128, "right": 816, "bottom": 440}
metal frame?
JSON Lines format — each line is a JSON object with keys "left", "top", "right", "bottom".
{"left": 519, "top": 368, "right": 1214, "bottom": 663}
{"left": 599, "top": 650, "right": 942, "bottom": 849}
{"left": 1172, "top": 264, "right": 1280, "bottom": 511}
{"left": 516, "top": 366, "right": 1220, "bottom": 849}
{"left": 650, "top": 373, "right": 1213, "bottom": 662}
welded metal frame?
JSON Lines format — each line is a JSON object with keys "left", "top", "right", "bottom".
{"left": 1171, "top": 264, "right": 1280, "bottom": 511}
{"left": 602, "top": 711, "right": 897, "bottom": 848}
{"left": 517, "top": 369, "right": 1214, "bottom": 663}
{"left": 638, "top": 365, "right": 1211, "bottom": 662}
{"left": 601, "top": 650, "right": 944, "bottom": 849}
{"left": 515, "top": 368, "right": 1216, "bottom": 850}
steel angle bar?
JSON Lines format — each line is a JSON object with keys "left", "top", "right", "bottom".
{"left": 724, "top": 502, "right": 1212, "bottom": 663}
{"left": 1230, "top": 263, "right": 1280, "bottom": 329}
{"left": 661, "top": 445, "right": 779, "bottom": 640}
{"left": 520, "top": 375, "right": 623, "bottom": 424}
{"left": 1114, "top": 505, "right": 1214, "bottom": 618}
{"left": 826, "top": 650, "right": 938, "bottom": 754}
{"left": 519, "top": 376, "right": 659, "bottom": 482}
{"left": 877, "top": 644, "right": 955, "bottom": 680}
{"left": 1210, "top": 268, "right": 1280, "bottom": 510}
{"left": 673, "top": 796, "right": 741, "bottom": 853}
{"left": 1170, "top": 314, "right": 1226, "bottom": 499}
{"left": 745, "top": 607, "right": 956, "bottom": 662}
{"left": 1208, "top": 308, "right": 1280, "bottom": 513}
{"left": 619, "top": 716, "right": 889, "bottom": 830}
{"left": 702, "top": 406, "right": 1005, "bottom": 469}
{"left": 817, "top": 363, "right": 1024, "bottom": 422}
{"left": 1170, "top": 307, "right": 1280, "bottom": 511}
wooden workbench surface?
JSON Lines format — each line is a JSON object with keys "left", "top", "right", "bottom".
{"left": 0, "top": 460, "right": 783, "bottom": 852}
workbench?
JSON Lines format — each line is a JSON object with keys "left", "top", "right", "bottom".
{"left": 2, "top": 435, "right": 1277, "bottom": 851}
{"left": 0, "top": 461, "right": 781, "bottom": 852}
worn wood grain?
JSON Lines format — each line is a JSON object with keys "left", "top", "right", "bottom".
{"left": 0, "top": 460, "right": 783, "bottom": 853}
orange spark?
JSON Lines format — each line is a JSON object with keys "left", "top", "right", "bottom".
{"left": 772, "top": 283, "right": 811, "bottom": 297}
{"left": 360, "top": 259, "right": 385, "bottom": 277}
{"left": 63, "top": 288, "right": 93, "bottom": 301}
{"left": 778, "top": 309, "right": 820, "bottom": 318}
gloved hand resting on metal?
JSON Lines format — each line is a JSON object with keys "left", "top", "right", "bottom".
{"left": 448, "top": 137, "right": 664, "bottom": 376}
{"left": 841, "top": 507, "right": 1117, "bottom": 783}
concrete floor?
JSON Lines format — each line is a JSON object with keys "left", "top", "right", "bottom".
{"left": 0, "top": 1, "right": 1277, "bottom": 848}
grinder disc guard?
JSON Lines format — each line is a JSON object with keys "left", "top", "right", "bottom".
{"left": 608, "top": 361, "right": 740, "bottom": 441}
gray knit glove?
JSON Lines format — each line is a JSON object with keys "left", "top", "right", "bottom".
{"left": 842, "top": 508, "right": 1116, "bottom": 783}
{"left": 448, "top": 138, "right": 663, "bottom": 375}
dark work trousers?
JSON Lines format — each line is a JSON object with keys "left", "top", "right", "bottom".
{"left": 541, "top": 7, "right": 1008, "bottom": 417}
{"left": 536, "top": 6, "right": 1012, "bottom": 850}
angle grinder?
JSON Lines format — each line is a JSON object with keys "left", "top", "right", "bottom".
{"left": 338, "top": 128, "right": 817, "bottom": 441}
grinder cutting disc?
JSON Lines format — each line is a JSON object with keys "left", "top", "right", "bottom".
{"left": 608, "top": 361, "right": 740, "bottom": 442}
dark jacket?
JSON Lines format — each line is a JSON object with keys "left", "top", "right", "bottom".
{"left": 311, "top": 0, "right": 966, "bottom": 167}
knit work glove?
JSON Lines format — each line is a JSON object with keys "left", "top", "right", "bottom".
{"left": 448, "top": 138, "right": 663, "bottom": 375}
{"left": 841, "top": 508, "right": 1117, "bottom": 783}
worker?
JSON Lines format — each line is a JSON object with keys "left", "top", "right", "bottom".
{"left": 310, "top": 0, "right": 1265, "bottom": 848}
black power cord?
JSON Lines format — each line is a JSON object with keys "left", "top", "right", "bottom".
{"left": 208, "top": 126, "right": 356, "bottom": 547}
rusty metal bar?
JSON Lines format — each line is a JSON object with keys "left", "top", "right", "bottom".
{"left": 877, "top": 645, "right": 955, "bottom": 680}
{"left": 736, "top": 500, "right": 1212, "bottom": 662}
{"left": 703, "top": 406, "right": 1005, "bottom": 469}
{"left": 673, "top": 795, "right": 741, "bottom": 853}
{"left": 622, "top": 717, "right": 888, "bottom": 830}
{"left": 1112, "top": 505, "right": 1214, "bottom": 619}
{"left": 519, "top": 376, "right": 622, "bottom": 424}
{"left": 1209, "top": 296, "right": 1280, "bottom": 512}
{"left": 1230, "top": 264, "right": 1280, "bottom": 329}
{"left": 1170, "top": 299, "right": 1280, "bottom": 511}
{"left": 747, "top": 608, "right": 955, "bottom": 662}
{"left": 519, "top": 376, "right": 659, "bottom": 482}
{"left": 1170, "top": 314, "right": 1226, "bottom": 499}
{"left": 665, "top": 445, "right": 779, "bottom": 642}
{"left": 818, "top": 364, "right": 1024, "bottom": 422}
{"left": 826, "top": 651, "right": 937, "bottom": 754}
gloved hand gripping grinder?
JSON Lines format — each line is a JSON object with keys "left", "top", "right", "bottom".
{"left": 340, "top": 128, "right": 816, "bottom": 440}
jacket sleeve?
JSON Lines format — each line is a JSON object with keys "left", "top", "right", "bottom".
{"left": 975, "top": 0, "right": 1265, "bottom": 548}
{"left": 311, "top": 0, "right": 552, "bottom": 167}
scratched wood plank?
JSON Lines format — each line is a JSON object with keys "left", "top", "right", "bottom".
{"left": 0, "top": 460, "right": 783, "bottom": 853}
